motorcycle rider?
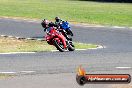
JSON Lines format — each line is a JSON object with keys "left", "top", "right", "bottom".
{"left": 55, "top": 17, "right": 62, "bottom": 28}
{"left": 41, "top": 18, "right": 72, "bottom": 41}
{"left": 54, "top": 17, "right": 72, "bottom": 40}
{"left": 41, "top": 19, "right": 49, "bottom": 32}
{"left": 41, "top": 19, "right": 59, "bottom": 31}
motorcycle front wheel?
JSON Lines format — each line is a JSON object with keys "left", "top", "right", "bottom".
{"left": 53, "top": 39, "right": 66, "bottom": 52}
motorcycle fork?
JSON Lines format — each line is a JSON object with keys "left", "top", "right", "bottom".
{"left": 57, "top": 35, "right": 67, "bottom": 49}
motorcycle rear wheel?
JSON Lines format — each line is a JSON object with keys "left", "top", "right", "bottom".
{"left": 68, "top": 42, "right": 75, "bottom": 51}
{"left": 67, "top": 30, "right": 73, "bottom": 36}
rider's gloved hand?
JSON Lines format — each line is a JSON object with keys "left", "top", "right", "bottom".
{"left": 44, "top": 28, "right": 46, "bottom": 32}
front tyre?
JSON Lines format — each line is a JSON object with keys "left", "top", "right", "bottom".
{"left": 53, "top": 40, "right": 65, "bottom": 52}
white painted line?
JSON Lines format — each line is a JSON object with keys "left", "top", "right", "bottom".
{"left": 52, "top": 49, "right": 88, "bottom": 52}
{"left": 75, "top": 49, "right": 87, "bottom": 50}
{"left": 8, "top": 36, "right": 15, "bottom": 38}
{"left": 51, "top": 50, "right": 67, "bottom": 52}
{"left": 26, "top": 38, "right": 33, "bottom": 40}
{"left": 37, "top": 39, "right": 45, "bottom": 41}
{"left": 97, "top": 45, "right": 105, "bottom": 49}
{"left": 51, "top": 50, "right": 60, "bottom": 52}
{"left": 116, "top": 67, "right": 131, "bottom": 69}
{"left": 0, "top": 72, "right": 16, "bottom": 74}
{"left": 23, "top": 19, "right": 28, "bottom": 21}
{"left": 112, "top": 26, "right": 125, "bottom": 29}
{"left": 0, "top": 71, "right": 36, "bottom": 74}
{"left": 20, "top": 71, "right": 36, "bottom": 73}
{"left": 1, "top": 35, "right": 7, "bottom": 37}
{"left": 16, "top": 37, "right": 20, "bottom": 39}
{"left": 51, "top": 45, "right": 104, "bottom": 52}
{"left": 75, "top": 25, "right": 105, "bottom": 28}
{"left": 12, "top": 18, "right": 18, "bottom": 20}
{"left": 0, "top": 52, "right": 36, "bottom": 54}
{"left": 26, "top": 38, "right": 36, "bottom": 40}
{"left": 3, "top": 17, "right": 9, "bottom": 19}
{"left": 129, "top": 27, "right": 132, "bottom": 29}
{"left": 37, "top": 39, "right": 42, "bottom": 41}
{"left": 27, "top": 20, "right": 39, "bottom": 23}
{"left": 51, "top": 50, "right": 70, "bottom": 52}
{"left": 87, "top": 25, "right": 105, "bottom": 28}
{"left": 97, "top": 45, "right": 103, "bottom": 49}
{"left": 89, "top": 48, "right": 97, "bottom": 50}
{"left": 27, "top": 21, "right": 35, "bottom": 23}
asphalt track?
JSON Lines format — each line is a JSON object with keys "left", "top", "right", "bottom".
{"left": 0, "top": 18, "right": 132, "bottom": 88}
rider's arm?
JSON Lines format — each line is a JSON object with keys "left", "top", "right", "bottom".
{"left": 44, "top": 28, "right": 46, "bottom": 32}
{"left": 44, "top": 27, "right": 48, "bottom": 32}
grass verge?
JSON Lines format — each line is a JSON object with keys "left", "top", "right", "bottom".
{"left": 0, "top": 74, "right": 13, "bottom": 79}
{"left": 0, "top": 37, "right": 97, "bottom": 53}
{"left": 0, "top": 0, "right": 132, "bottom": 26}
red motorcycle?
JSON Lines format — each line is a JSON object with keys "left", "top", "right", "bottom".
{"left": 45, "top": 27, "right": 75, "bottom": 52}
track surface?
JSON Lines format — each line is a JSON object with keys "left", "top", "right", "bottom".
{"left": 0, "top": 18, "right": 132, "bottom": 88}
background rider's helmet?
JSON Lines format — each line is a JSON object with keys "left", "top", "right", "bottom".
{"left": 41, "top": 19, "right": 49, "bottom": 28}
{"left": 62, "top": 21, "right": 65, "bottom": 23}
{"left": 55, "top": 17, "right": 60, "bottom": 22}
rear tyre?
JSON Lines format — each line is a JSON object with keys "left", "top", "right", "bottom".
{"left": 66, "top": 29, "right": 73, "bottom": 36}
{"left": 68, "top": 41, "right": 75, "bottom": 51}
{"left": 68, "top": 30, "right": 73, "bottom": 36}
{"left": 53, "top": 40, "right": 65, "bottom": 52}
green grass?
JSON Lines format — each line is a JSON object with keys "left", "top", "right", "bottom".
{"left": 74, "top": 42, "right": 97, "bottom": 49}
{"left": 0, "top": 37, "right": 97, "bottom": 53}
{"left": 0, "top": 0, "right": 132, "bottom": 26}
{"left": 0, "top": 37, "right": 55, "bottom": 53}
{"left": 0, "top": 74, "right": 13, "bottom": 79}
